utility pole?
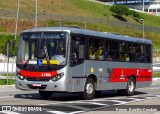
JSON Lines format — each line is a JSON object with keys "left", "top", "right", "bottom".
{"left": 152, "top": 43, "right": 157, "bottom": 65}
{"left": 6, "top": 40, "right": 10, "bottom": 85}
{"left": 35, "top": 0, "right": 38, "bottom": 28}
{"left": 84, "top": 22, "right": 86, "bottom": 29}
{"left": 15, "top": 0, "right": 20, "bottom": 40}
{"left": 140, "top": 19, "right": 144, "bottom": 39}
{"left": 142, "top": 0, "right": 144, "bottom": 12}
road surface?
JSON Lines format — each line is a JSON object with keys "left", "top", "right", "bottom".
{"left": 0, "top": 80, "right": 160, "bottom": 114}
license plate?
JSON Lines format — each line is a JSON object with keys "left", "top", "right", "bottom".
{"left": 32, "top": 82, "right": 41, "bottom": 87}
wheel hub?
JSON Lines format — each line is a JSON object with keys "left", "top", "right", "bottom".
{"left": 128, "top": 80, "right": 134, "bottom": 92}
{"left": 86, "top": 83, "right": 93, "bottom": 94}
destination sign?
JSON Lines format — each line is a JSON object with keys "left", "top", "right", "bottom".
{"left": 23, "top": 32, "right": 66, "bottom": 39}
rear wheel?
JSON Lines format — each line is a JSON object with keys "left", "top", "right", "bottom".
{"left": 39, "top": 91, "right": 53, "bottom": 98}
{"left": 81, "top": 78, "right": 95, "bottom": 100}
{"left": 126, "top": 76, "right": 136, "bottom": 96}
{"left": 117, "top": 76, "right": 136, "bottom": 96}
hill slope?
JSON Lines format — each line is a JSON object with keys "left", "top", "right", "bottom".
{"left": 1, "top": 0, "right": 160, "bottom": 28}
{"left": 0, "top": 0, "right": 160, "bottom": 53}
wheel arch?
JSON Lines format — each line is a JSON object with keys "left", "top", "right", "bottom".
{"left": 86, "top": 74, "right": 97, "bottom": 89}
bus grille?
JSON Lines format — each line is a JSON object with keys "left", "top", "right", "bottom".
{"left": 27, "top": 84, "right": 47, "bottom": 89}
{"left": 26, "top": 77, "right": 50, "bottom": 82}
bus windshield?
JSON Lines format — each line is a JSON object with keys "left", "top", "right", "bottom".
{"left": 17, "top": 32, "right": 67, "bottom": 65}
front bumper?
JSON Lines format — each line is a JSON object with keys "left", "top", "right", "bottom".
{"left": 15, "top": 76, "right": 69, "bottom": 92}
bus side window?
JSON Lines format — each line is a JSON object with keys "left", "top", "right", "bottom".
{"left": 89, "top": 45, "right": 95, "bottom": 59}
{"left": 89, "top": 38, "right": 105, "bottom": 60}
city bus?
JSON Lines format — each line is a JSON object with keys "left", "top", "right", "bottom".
{"left": 16, "top": 27, "right": 152, "bottom": 100}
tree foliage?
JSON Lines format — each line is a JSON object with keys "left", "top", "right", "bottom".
{"left": 0, "top": 34, "right": 19, "bottom": 57}
{"left": 110, "top": 5, "right": 129, "bottom": 16}
{"left": 110, "top": 5, "right": 140, "bottom": 19}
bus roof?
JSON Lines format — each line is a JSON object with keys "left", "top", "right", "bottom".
{"left": 22, "top": 27, "right": 152, "bottom": 44}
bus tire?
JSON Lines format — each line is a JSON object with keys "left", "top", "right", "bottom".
{"left": 117, "top": 76, "right": 135, "bottom": 96}
{"left": 39, "top": 91, "right": 53, "bottom": 98}
{"left": 81, "top": 78, "right": 95, "bottom": 100}
{"left": 125, "top": 76, "right": 136, "bottom": 96}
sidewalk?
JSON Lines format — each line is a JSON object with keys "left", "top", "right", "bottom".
{"left": 152, "top": 78, "right": 160, "bottom": 81}
{"left": 0, "top": 84, "right": 15, "bottom": 89}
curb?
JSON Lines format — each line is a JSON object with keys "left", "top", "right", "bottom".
{"left": 0, "top": 76, "right": 15, "bottom": 79}
{"left": 152, "top": 78, "right": 160, "bottom": 81}
{"left": 0, "top": 85, "right": 15, "bottom": 88}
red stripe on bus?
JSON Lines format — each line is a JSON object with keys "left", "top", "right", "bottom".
{"left": 109, "top": 68, "right": 152, "bottom": 82}
{"left": 20, "top": 70, "right": 58, "bottom": 78}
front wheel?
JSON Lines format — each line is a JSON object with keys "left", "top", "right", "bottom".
{"left": 80, "top": 78, "right": 95, "bottom": 100}
{"left": 39, "top": 91, "right": 53, "bottom": 98}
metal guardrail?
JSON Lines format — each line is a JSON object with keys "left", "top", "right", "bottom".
{"left": 0, "top": 9, "right": 160, "bottom": 33}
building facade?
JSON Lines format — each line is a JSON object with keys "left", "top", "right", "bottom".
{"left": 97, "top": 0, "right": 160, "bottom": 16}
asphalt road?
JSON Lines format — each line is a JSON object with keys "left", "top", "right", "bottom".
{"left": 0, "top": 80, "right": 160, "bottom": 114}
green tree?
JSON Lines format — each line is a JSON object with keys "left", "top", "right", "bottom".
{"left": 0, "top": 34, "right": 19, "bottom": 57}
{"left": 110, "top": 5, "right": 129, "bottom": 16}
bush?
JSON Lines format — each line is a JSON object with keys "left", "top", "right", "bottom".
{"left": 110, "top": 5, "right": 129, "bottom": 16}
{"left": 128, "top": 10, "right": 140, "bottom": 19}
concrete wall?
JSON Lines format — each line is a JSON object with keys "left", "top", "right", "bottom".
{"left": 0, "top": 63, "right": 16, "bottom": 73}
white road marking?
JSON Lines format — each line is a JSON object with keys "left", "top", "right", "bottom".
{"left": 39, "top": 101, "right": 107, "bottom": 106}
{"left": 127, "top": 98, "right": 144, "bottom": 101}
{"left": 0, "top": 90, "right": 20, "bottom": 93}
{"left": 47, "top": 111, "right": 68, "bottom": 114}
{"left": 48, "top": 111, "right": 84, "bottom": 114}
{"left": 137, "top": 87, "right": 160, "bottom": 90}
{"left": 146, "top": 95, "right": 160, "bottom": 99}
{"left": 39, "top": 94, "right": 160, "bottom": 114}
{"left": 70, "top": 111, "right": 84, "bottom": 114}
{"left": 39, "top": 101, "right": 75, "bottom": 106}
{"left": 77, "top": 101, "right": 107, "bottom": 106}
{"left": 1, "top": 111, "right": 21, "bottom": 114}
{"left": 107, "top": 100, "right": 128, "bottom": 104}
{"left": 0, "top": 96, "right": 13, "bottom": 99}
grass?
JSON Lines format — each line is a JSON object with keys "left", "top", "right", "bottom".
{"left": 0, "top": 19, "right": 160, "bottom": 56}
{"left": 0, "top": 0, "right": 160, "bottom": 28}
{"left": 152, "top": 72, "right": 160, "bottom": 78}
{"left": 0, "top": 73, "right": 15, "bottom": 76}
{"left": 0, "top": 0, "right": 160, "bottom": 55}
{"left": 0, "top": 79, "right": 15, "bottom": 85}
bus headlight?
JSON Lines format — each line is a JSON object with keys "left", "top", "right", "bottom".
{"left": 17, "top": 73, "right": 25, "bottom": 80}
{"left": 51, "top": 72, "right": 64, "bottom": 81}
